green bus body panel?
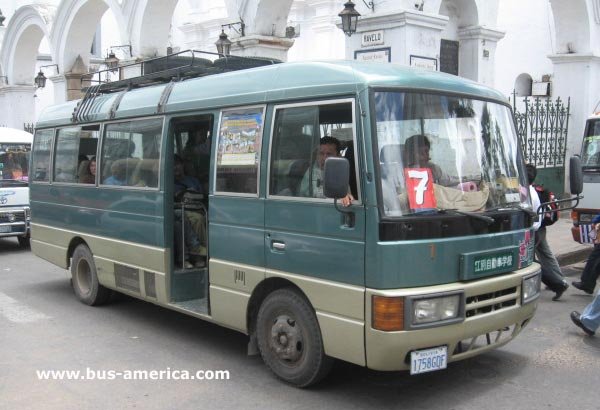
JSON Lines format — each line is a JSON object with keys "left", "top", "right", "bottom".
{"left": 209, "top": 196, "right": 265, "bottom": 267}
{"left": 30, "top": 185, "right": 165, "bottom": 247}
{"left": 115, "top": 85, "right": 168, "bottom": 119}
{"left": 36, "top": 61, "right": 508, "bottom": 128}
{"left": 265, "top": 200, "right": 365, "bottom": 286}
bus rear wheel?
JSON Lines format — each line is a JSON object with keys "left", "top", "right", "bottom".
{"left": 71, "top": 244, "right": 111, "bottom": 306}
{"left": 256, "top": 288, "right": 333, "bottom": 387}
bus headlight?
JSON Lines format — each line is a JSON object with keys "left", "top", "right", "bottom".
{"left": 408, "top": 292, "right": 464, "bottom": 328}
{"left": 522, "top": 271, "right": 541, "bottom": 304}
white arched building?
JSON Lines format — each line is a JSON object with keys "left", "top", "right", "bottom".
{"left": 0, "top": 0, "right": 598, "bottom": 166}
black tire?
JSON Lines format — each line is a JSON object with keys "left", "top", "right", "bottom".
{"left": 71, "top": 244, "right": 111, "bottom": 306}
{"left": 256, "top": 288, "right": 333, "bottom": 387}
{"left": 17, "top": 235, "right": 30, "bottom": 248}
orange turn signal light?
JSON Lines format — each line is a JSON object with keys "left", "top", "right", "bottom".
{"left": 372, "top": 295, "right": 404, "bottom": 331}
{"left": 571, "top": 210, "right": 578, "bottom": 223}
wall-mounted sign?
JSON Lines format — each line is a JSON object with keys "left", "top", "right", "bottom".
{"left": 355, "top": 47, "right": 391, "bottom": 63}
{"left": 410, "top": 55, "right": 438, "bottom": 71}
{"left": 361, "top": 30, "right": 384, "bottom": 47}
{"left": 440, "top": 39, "right": 459, "bottom": 75}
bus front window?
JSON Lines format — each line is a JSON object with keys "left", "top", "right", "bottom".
{"left": 582, "top": 118, "right": 600, "bottom": 170}
{"left": 0, "top": 143, "right": 31, "bottom": 185}
{"left": 374, "top": 91, "right": 530, "bottom": 217}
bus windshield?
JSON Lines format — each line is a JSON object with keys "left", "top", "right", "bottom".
{"left": 0, "top": 143, "right": 31, "bottom": 187}
{"left": 374, "top": 91, "right": 529, "bottom": 217}
{"left": 582, "top": 118, "right": 600, "bottom": 170}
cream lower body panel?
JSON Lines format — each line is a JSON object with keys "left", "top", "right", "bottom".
{"left": 209, "top": 258, "right": 366, "bottom": 366}
{"left": 365, "top": 264, "right": 540, "bottom": 371}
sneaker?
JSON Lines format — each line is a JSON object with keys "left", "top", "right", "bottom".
{"left": 572, "top": 281, "right": 594, "bottom": 294}
{"left": 552, "top": 283, "right": 568, "bottom": 301}
{"left": 184, "top": 261, "right": 194, "bottom": 269}
{"left": 570, "top": 311, "right": 596, "bottom": 336}
{"left": 194, "top": 259, "right": 206, "bottom": 268}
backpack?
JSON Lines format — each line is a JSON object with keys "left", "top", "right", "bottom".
{"left": 534, "top": 184, "right": 559, "bottom": 226}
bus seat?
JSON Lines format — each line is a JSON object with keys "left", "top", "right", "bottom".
{"left": 130, "top": 159, "right": 158, "bottom": 187}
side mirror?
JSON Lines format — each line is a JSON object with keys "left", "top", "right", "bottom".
{"left": 323, "top": 157, "right": 349, "bottom": 199}
{"left": 569, "top": 155, "right": 583, "bottom": 195}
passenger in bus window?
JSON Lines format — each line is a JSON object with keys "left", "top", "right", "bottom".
{"left": 103, "top": 160, "right": 127, "bottom": 185}
{"left": 298, "top": 136, "right": 354, "bottom": 206}
{"left": 404, "top": 134, "right": 457, "bottom": 187}
{"left": 78, "top": 157, "right": 96, "bottom": 184}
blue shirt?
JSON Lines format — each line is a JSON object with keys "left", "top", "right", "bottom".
{"left": 103, "top": 175, "right": 126, "bottom": 186}
{"left": 175, "top": 175, "right": 203, "bottom": 195}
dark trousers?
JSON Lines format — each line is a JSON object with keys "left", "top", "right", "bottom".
{"left": 535, "top": 227, "right": 566, "bottom": 292}
{"left": 580, "top": 244, "right": 600, "bottom": 290}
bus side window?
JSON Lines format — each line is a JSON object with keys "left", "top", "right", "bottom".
{"left": 53, "top": 126, "right": 99, "bottom": 183}
{"left": 269, "top": 101, "right": 357, "bottom": 200}
{"left": 31, "top": 130, "right": 54, "bottom": 182}
{"left": 101, "top": 119, "right": 162, "bottom": 188}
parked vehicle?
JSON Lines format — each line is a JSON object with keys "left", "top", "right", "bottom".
{"left": 30, "top": 53, "right": 577, "bottom": 386}
{"left": 0, "top": 127, "right": 33, "bottom": 247}
{"left": 571, "top": 108, "right": 600, "bottom": 242}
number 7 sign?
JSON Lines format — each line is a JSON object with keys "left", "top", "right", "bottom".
{"left": 404, "top": 168, "right": 437, "bottom": 210}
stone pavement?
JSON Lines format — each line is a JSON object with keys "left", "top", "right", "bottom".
{"left": 545, "top": 216, "right": 593, "bottom": 266}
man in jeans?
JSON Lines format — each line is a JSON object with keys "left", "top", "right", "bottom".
{"left": 572, "top": 214, "right": 600, "bottom": 294}
{"left": 570, "top": 292, "right": 600, "bottom": 336}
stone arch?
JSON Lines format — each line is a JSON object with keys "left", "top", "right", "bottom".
{"left": 240, "top": 0, "right": 294, "bottom": 37}
{"left": 514, "top": 73, "right": 533, "bottom": 97}
{"left": 123, "top": 0, "right": 179, "bottom": 57}
{"left": 438, "top": 0, "right": 479, "bottom": 34}
{"left": 0, "top": 5, "right": 54, "bottom": 86}
{"left": 549, "top": 0, "right": 591, "bottom": 54}
{"left": 51, "top": 0, "right": 128, "bottom": 72}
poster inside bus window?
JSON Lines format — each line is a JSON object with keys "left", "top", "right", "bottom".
{"left": 217, "top": 108, "right": 264, "bottom": 167}
{"left": 404, "top": 167, "right": 437, "bottom": 210}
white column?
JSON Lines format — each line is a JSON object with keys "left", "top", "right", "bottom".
{"left": 49, "top": 74, "right": 67, "bottom": 105}
{"left": 0, "top": 85, "right": 37, "bottom": 129}
{"left": 548, "top": 53, "right": 600, "bottom": 166}
{"left": 343, "top": 10, "right": 448, "bottom": 67}
{"left": 457, "top": 26, "right": 505, "bottom": 86}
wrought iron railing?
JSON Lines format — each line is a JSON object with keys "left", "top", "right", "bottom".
{"left": 23, "top": 122, "right": 35, "bottom": 134}
{"left": 511, "top": 91, "right": 570, "bottom": 168}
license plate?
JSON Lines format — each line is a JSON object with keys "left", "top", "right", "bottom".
{"left": 410, "top": 346, "right": 448, "bottom": 375}
{"left": 0, "top": 225, "right": 11, "bottom": 233}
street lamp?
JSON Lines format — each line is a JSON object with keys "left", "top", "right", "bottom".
{"left": 214, "top": 20, "right": 245, "bottom": 56}
{"left": 104, "top": 44, "right": 132, "bottom": 70}
{"left": 0, "top": 9, "right": 5, "bottom": 27}
{"left": 34, "top": 64, "right": 59, "bottom": 89}
{"left": 338, "top": 1, "right": 361, "bottom": 37}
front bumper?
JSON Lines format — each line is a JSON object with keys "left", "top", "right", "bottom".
{"left": 365, "top": 263, "right": 540, "bottom": 371}
{"left": 0, "top": 207, "right": 30, "bottom": 238}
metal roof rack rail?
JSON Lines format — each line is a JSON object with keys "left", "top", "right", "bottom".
{"left": 70, "top": 49, "right": 281, "bottom": 122}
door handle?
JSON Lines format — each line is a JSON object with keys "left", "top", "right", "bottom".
{"left": 272, "top": 241, "right": 286, "bottom": 251}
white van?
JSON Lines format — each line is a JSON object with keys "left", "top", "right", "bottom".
{"left": 0, "top": 127, "right": 33, "bottom": 247}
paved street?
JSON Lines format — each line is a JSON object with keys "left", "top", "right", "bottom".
{"left": 1, "top": 236, "right": 599, "bottom": 410}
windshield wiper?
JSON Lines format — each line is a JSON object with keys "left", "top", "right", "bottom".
{"left": 487, "top": 205, "right": 537, "bottom": 218}
{"left": 437, "top": 208, "right": 495, "bottom": 225}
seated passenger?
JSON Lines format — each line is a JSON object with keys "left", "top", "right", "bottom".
{"left": 404, "top": 134, "right": 458, "bottom": 187}
{"left": 298, "top": 136, "right": 353, "bottom": 207}
{"left": 173, "top": 155, "right": 206, "bottom": 269}
{"left": 104, "top": 160, "right": 127, "bottom": 186}
{"left": 78, "top": 157, "right": 96, "bottom": 184}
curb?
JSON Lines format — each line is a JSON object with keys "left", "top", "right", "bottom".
{"left": 557, "top": 248, "right": 590, "bottom": 267}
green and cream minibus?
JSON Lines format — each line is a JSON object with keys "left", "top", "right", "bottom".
{"left": 31, "top": 57, "right": 545, "bottom": 387}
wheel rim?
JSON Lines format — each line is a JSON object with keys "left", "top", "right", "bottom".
{"left": 269, "top": 314, "right": 304, "bottom": 364}
{"left": 75, "top": 258, "right": 92, "bottom": 296}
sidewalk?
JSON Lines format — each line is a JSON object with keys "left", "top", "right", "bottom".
{"left": 545, "top": 217, "right": 593, "bottom": 266}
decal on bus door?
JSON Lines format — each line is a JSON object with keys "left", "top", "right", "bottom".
{"left": 404, "top": 168, "right": 437, "bottom": 210}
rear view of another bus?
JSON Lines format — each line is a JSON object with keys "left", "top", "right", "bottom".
{"left": 0, "top": 127, "right": 33, "bottom": 247}
{"left": 572, "top": 110, "right": 600, "bottom": 242}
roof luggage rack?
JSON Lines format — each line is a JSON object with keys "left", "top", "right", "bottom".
{"left": 71, "top": 49, "right": 280, "bottom": 123}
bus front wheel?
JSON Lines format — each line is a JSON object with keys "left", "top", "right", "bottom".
{"left": 71, "top": 244, "right": 111, "bottom": 306}
{"left": 256, "top": 288, "right": 333, "bottom": 387}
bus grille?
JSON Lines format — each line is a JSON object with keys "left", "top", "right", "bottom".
{"left": 0, "top": 211, "right": 26, "bottom": 223}
{"left": 452, "top": 323, "right": 518, "bottom": 356}
{"left": 465, "top": 286, "right": 518, "bottom": 318}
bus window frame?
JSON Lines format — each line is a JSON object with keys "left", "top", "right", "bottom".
{"left": 98, "top": 116, "right": 165, "bottom": 191}
{"left": 51, "top": 123, "right": 102, "bottom": 187}
{"left": 31, "top": 127, "right": 56, "bottom": 185}
{"left": 266, "top": 97, "right": 361, "bottom": 204}
{"left": 213, "top": 104, "right": 267, "bottom": 198}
